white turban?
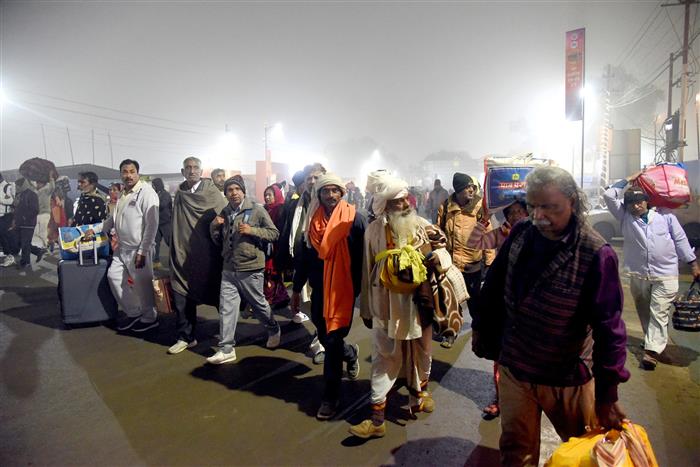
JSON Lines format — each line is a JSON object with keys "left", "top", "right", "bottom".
{"left": 365, "top": 169, "right": 389, "bottom": 195}
{"left": 371, "top": 174, "right": 409, "bottom": 216}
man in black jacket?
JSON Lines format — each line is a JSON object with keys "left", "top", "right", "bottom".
{"left": 151, "top": 178, "right": 172, "bottom": 266}
{"left": 291, "top": 172, "right": 366, "bottom": 420}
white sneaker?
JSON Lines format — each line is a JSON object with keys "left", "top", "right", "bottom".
{"left": 206, "top": 349, "right": 237, "bottom": 365}
{"left": 1, "top": 255, "right": 15, "bottom": 267}
{"left": 167, "top": 339, "right": 197, "bottom": 354}
{"left": 292, "top": 311, "right": 309, "bottom": 324}
{"left": 309, "top": 335, "right": 325, "bottom": 355}
{"left": 266, "top": 328, "right": 281, "bottom": 349}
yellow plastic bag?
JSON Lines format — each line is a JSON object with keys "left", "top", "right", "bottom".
{"left": 375, "top": 245, "right": 427, "bottom": 294}
{"left": 545, "top": 422, "right": 658, "bottom": 467}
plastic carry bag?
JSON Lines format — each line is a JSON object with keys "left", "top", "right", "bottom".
{"left": 672, "top": 279, "right": 700, "bottom": 332}
{"left": 152, "top": 276, "right": 174, "bottom": 314}
{"left": 58, "top": 223, "right": 110, "bottom": 260}
{"left": 483, "top": 153, "right": 551, "bottom": 212}
{"left": 634, "top": 163, "right": 691, "bottom": 209}
{"left": 545, "top": 422, "right": 658, "bottom": 467}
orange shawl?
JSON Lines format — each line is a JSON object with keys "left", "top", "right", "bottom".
{"left": 308, "top": 200, "right": 356, "bottom": 332}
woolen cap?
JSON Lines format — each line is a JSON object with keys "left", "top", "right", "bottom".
{"left": 224, "top": 175, "right": 246, "bottom": 194}
{"left": 452, "top": 172, "right": 474, "bottom": 193}
{"left": 292, "top": 170, "right": 305, "bottom": 187}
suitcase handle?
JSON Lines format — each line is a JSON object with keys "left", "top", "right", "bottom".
{"left": 78, "top": 238, "right": 98, "bottom": 266}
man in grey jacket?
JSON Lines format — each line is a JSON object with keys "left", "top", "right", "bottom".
{"left": 208, "top": 175, "right": 282, "bottom": 364}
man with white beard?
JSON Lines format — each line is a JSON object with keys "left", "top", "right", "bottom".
{"left": 350, "top": 174, "right": 450, "bottom": 439}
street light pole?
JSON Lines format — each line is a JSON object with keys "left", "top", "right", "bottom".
{"left": 696, "top": 93, "right": 699, "bottom": 159}
{"left": 264, "top": 123, "right": 272, "bottom": 187}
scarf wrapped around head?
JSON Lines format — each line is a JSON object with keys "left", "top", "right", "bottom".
{"left": 264, "top": 183, "right": 285, "bottom": 227}
{"left": 306, "top": 172, "right": 356, "bottom": 332}
{"left": 371, "top": 174, "right": 409, "bottom": 217}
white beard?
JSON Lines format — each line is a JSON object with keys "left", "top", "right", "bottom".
{"left": 387, "top": 208, "right": 419, "bottom": 246}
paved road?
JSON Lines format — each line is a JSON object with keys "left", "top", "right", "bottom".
{"left": 1, "top": 241, "right": 699, "bottom": 466}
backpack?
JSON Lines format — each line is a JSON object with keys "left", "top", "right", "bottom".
{"left": 439, "top": 198, "right": 450, "bottom": 232}
{"left": 239, "top": 206, "right": 273, "bottom": 258}
{"left": 439, "top": 196, "right": 484, "bottom": 233}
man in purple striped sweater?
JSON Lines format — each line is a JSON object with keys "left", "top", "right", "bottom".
{"left": 473, "top": 166, "right": 630, "bottom": 467}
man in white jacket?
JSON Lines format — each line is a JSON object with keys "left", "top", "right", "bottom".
{"left": 104, "top": 159, "right": 160, "bottom": 333}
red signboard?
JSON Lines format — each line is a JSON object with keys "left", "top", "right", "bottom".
{"left": 565, "top": 28, "right": 585, "bottom": 121}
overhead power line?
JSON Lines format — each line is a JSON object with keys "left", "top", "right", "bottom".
{"left": 16, "top": 89, "right": 218, "bottom": 132}
{"left": 616, "top": 3, "right": 664, "bottom": 67}
{"left": 19, "top": 100, "right": 215, "bottom": 136}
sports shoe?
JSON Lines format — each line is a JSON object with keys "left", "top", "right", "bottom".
{"left": 1, "top": 255, "right": 15, "bottom": 267}
{"left": 292, "top": 311, "right": 309, "bottom": 324}
{"left": 131, "top": 319, "right": 159, "bottom": 333}
{"left": 266, "top": 327, "right": 281, "bottom": 349}
{"left": 316, "top": 400, "right": 338, "bottom": 420}
{"left": 117, "top": 316, "right": 141, "bottom": 331}
{"left": 312, "top": 351, "right": 325, "bottom": 365}
{"left": 347, "top": 344, "right": 360, "bottom": 380}
{"left": 309, "top": 336, "right": 324, "bottom": 355}
{"left": 35, "top": 248, "right": 46, "bottom": 263}
{"left": 206, "top": 349, "right": 237, "bottom": 365}
{"left": 349, "top": 419, "right": 386, "bottom": 439}
{"left": 168, "top": 339, "right": 198, "bottom": 354}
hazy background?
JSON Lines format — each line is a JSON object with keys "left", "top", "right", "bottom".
{"left": 1, "top": 0, "right": 697, "bottom": 184}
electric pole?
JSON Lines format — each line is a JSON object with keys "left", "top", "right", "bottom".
{"left": 41, "top": 124, "right": 48, "bottom": 159}
{"left": 665, "top": 52, "right": 674, "bottom": 162}
{"left": 678, "top": 0, "right": 691, "bottom": 161}
{"left": 662, "top": 0, "right": 698, "bottom": 162}
{"left": 66, "top": 127, "right": 75, "bottom": 165}
{"left": 597, "top": 64, "right": 613, "bottom": 208}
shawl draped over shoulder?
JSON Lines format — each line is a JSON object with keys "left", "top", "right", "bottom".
{"left": 170, "top": 178, "right": 228, "bottom": 306}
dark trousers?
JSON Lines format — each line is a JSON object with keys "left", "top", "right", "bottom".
{"left": 173, "top": 290, "right": 198, "bottom": 343}
{"left": 310, "top": 287, "right": 357, "bottom": 403}
{"left": 462, "top": 269, "right": 483, "bottom": 320}
{"left": 153, "top": 222, "right": 171, "bottom": 263}
{"left": 0, "top": 214, "right": 19, "bottom": 255}
{"left": 19, "top": 226, "right": 42, "bottom": 266}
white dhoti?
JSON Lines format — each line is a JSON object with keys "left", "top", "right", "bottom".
{"left": 370, "top": 321, "right": 432, "bottom": 405}
{"left": 107, "top": 247, "right": 156, "bottom": 321}
{"left": 31, "top": 213, "right": 50, "bottom": 249}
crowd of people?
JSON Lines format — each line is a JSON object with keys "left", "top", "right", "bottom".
{"left": 1, "top": 156, "right": 698, "bottom": 467}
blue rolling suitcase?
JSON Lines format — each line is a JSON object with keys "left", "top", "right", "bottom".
{"left": 58, "top": 242, "right": 117, "bottom": 325}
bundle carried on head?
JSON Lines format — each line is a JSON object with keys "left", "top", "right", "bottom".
{"left": 632, "top": 163, "right": 691, "bottom": 209}
{"left": 19, "top": 157, "right": 58, "bottom": 183}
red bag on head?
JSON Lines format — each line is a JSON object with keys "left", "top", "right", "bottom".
{"left": 634, "top": 163, "right": 691, "bottom": 209}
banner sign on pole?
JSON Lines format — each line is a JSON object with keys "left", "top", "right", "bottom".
{"left": 565, "top": 28, "right": 585, "bottom": 121}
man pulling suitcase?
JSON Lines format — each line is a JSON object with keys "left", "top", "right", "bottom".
{"left": 86, "top": 158, "right": 160, "bottom": 332}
